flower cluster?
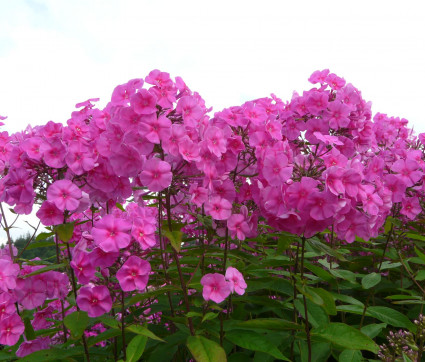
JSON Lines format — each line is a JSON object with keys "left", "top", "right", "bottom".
{"left": 0, "top": 68, "right": 424, "bottom": 357}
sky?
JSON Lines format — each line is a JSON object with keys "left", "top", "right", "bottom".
{"left": 0, "top": 0, "right": 425, "bottom": 239}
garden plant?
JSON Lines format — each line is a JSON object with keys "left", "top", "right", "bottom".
{"left": 0, "top": 69, "right": 424, "bottom": 361}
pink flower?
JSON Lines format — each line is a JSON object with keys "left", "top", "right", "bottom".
{"left": 76, "top": 285, "right": 112, "bottom": 318}
{"left": 47, "top": 180, "right": 82, "bottom": 212}
{"left": 176, "top": 96, "right": 203, "bottom": 127}
{"left": 0, "top": 259, "right": 20, "bottom": 292}
{"left": 0, "top": 313, "right": 24, "bottom": 345}
{"left": 131, "top": 220, "right": 156, "bottom": 250}
{"left": 116, "top": 256, "right": 151, "bottom": 292}
{"left": 16, "top": 336, "right": 50, "bottom": 357}
{"left": 262, "top": 154, "right": 293, "bottom": 187}
{"left": 15, "top": 278, "right": 47, "bottom": 310}
{"left": 70, "top": 251, "right": 95, "bottom": 285}
{"left": 227, "top": 214, "right": 250, "bottom": 241}
{"left": 200, "top": 273, "right": 231, "bottom": 304}
{"left": 131, "top": 89, "right": 157, "bottom": 115}
{"left": 225, "top": 267, "right": 247, "bottom": 295}
{"left": 139, "top": 158, "right": 172, "bottom": 192}
{"left": 204, "top": 196, "right": 232, "bottom": 220}
{"left": 91, "top": 214, "right": 132, "bottom": 253}
{"left": 401, "top": 197, "right": 422, "bottom": 220}
{"left": 36, "top": 201, "right": 63, "bottom": 226}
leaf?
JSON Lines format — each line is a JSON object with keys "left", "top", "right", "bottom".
{"left": 415, "top": 270, "right": 425, "bottom": 281}
{"left": 361, "top": 272, "right": 381, "bottom": 289}
{"left": 126, "top": 335, "right": 148, "bottom": 362}
{"left": 187, "top": 335, "right": 227, "bottom": 362}
{"left": 296, "top": 284, "right": 324, "bottom": 306}
{"left": 125, "top": 285, "right": 180, "bottom": 307}
{"left": 87, "top": 328, "right": 121, "bottom": 347}
{"left": 55, "top": 222, "right": 75, "bottom": 242}
{"left": 234, "top": 318, "right": 302, "bottom": 331}
{"left": 24, "top": 317, "right": 36, "bottom": 340}
{"left": 25, "top": 240, "right": 56, "bottom": 250}
{"left": 35, "top": 232, "right": 54, "bottom": 241}
{"left": 361, "top": 323, "right": 387, "bottom": 339}
{"left": 313, "top": 288, "right": 337, "bottom": 316}
{"left": 312, "top": 323, "right": 379, "bottom": 353}
{"left": 329, "top": 269, "right": 357, "bottom": 283}
{"left": 64, "top": 311, "right": 89, "bottom": 339}
{"left": 125, "top": 324, "right": 164, "bottom": 342}
{"left": 163, "top": 229, "right": 183, "bottom": 252}
{"left": 225, "top": 329, "right": 289, "bottom": 361}
{"left": 23, "top": 263, "right": 66, "bottom": 278}
{"left": 338, "top": 349, "right": 363, "bottom": 362}
{"left": 414, "top": 247, "right": 425, "bottom": 263}
{"left": 294, "top": 299, "right": 329, "bottom": 328}
{"left": 202, "top": 312, "right": 219, "bottom": 322}
{"left": 304, "top": 261, "right": 335, "bottom": 282}
{"left": 367, "top": 306, "right": 416, "bottom": 332}
{"left": 115, "top": 202, "right": 126, "bottom": 212}
{"left": 20, "top": 347, "right": 85, "bottom": 361}
{"left": 307, "top": 238, "right": 346, "bottom": 261}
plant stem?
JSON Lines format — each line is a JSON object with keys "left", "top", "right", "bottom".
{"left": 121, "top": 290, "right": 127, "bottom": 361}
{"left": 0, "top": 203, "right": 15, "bottom": 260}
{"left": 301, "top": 236, "right": 311, "bottom": 362}
{"left": 66, "top": 242, "right": 90, "bottom": 362}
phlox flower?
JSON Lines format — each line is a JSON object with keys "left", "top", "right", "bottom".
{"left": 139, "top": 114, "right": 171, "bottom": 144}
{"left": 70, "top": 251, "right": 95, "bottom": 285}
{"left": 91, "top": 214, "right": 132, "bottom": 253}
{"left": 225, "top": 267, "right": 247, "bottom": 295}
{"left": 47, "top": 180, "right": 82, "bottom": 212}
{"left": 200, "top": 273, "right": 231, "bottom": 304}
{"left": 76, "top": 285, "right": 112, "bottom": 318}
{"left": 401, "top": 197, "right": 422, "bottom": 220}
{"left": 139, "top": 158, "right": 172, "bottom": 192}
{"left": 131, "top": 89, "right": 157, "bottom": 115}
{"left": 227, "top": 214, "right": 250, "bottom": 241}
{"left": 15, "top": 278, "right": 47, "bottom": 310}
{"left": 176, "top": 96, "right": 203, "bottom": 127}
{"left": 36, "top": 201, "right": 63, "bottom": 226}
{"left": 308, "top": 69, "right": 330, "bottom": 84}
{"left": 131, "top": 220, "right": 156, "bottom": 250}
{"left": 391, "top": 158, "right": 422, "bottom": 187}
{"left": 262, "top": 154, "right": 293, "bottom": 187}
{"left": 116, "top": 256, "right": 151, "bottom": 292}
{"left": 16, "top": 336, "right": 50, "bottom": 358}
{"left": 204, "top": 196, "right": 232, "bottom": 220}
{"left": 0, "top": 259, "right": 19, "bottom": 292}
{"left": 0, "top": 313, "right": 24, "bottom": 346}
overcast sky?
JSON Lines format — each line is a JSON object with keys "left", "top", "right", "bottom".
{"left": 1, "top": 0, "right": 425, "bottom": 239}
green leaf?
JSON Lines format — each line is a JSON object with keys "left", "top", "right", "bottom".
{"left": 304, "top": 261, "right": 335, "bottom": 282}
{"left": 313, "top": 288, "right": 337, "bottom": 316}
{"left": 55, "top": 222, "right": 75, "bottom": 242}
{"left": 225, "top": 329, "right": 289, "bottom": 361}
{"left": 125, "top": 285, "right": 180, "bottom": 307}
{"left": 415, "top": 247, "right": 425, "bottom": 263}
{"left": 307, "top": 238, "right": 346, "bottom": 261}
{"left": 202, "top": 312, "right": 219, "bottom": 322}
{"left": 163, "top": 229, "right": 183, "bottom": 252}
{"left": 115, "top": 202, "right": 126, "bottom": 212}
{"left": 23, "top": 263, "right": 66, "bottom": 278}
{"left": 296, "top": 284, "right": 324, "bottom": 306}
{"left": 35, "top": 232, "right": 54, "bottom": 241}
{"left": 20, "top": 347, "right": 85, "bottom": 361}
{"left": 64, "top": 311, "right": 89, "bottom": 339}
{"left": 87, "top": 328, "right": 121, "bottom": 347}
{"left": 360, "top": 323, "right": 387, "bottom": 339}
{"left": 25, "top": 240, "right": 55, "bottom": 250}
{"left": 361, "top": 272, "right": 381, "bottom": 289}
{"left": 24, "top": 317, "right": 36, "bottom": 340}
{"left": 338, "top": 349, "right": 363, "bottom": 362}
{"left": 126, "top": 335, "right": 148, "bottom": 362}
{"left": 415, "top": 270, "right": 425, "bottom": 281}
{"left": 187, "top": 335, "right": 227, "bottom": 362}
{"left": 312, "top": 323, "right": 378, "bottom": 353}
{"left": 125, "top": 324, "right": 164, "bottom": 342}
{"left": 234, "top": 318, "right": 302, "bottom": 331}
{"left": 367, "top": 306, "right": 416, "bottom": 332}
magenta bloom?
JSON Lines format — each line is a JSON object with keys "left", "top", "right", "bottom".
{"left": 131, "top": 89, "right": 157, "bottom": 115}
{"left": 139, "top": 158, "right": 172, "bottom": 192}
{"left": 76, "top": 285, "right": 112, "bottom": 318}
{"left": 401, "top": 197, "right": 422, "bottom": 220}
{"left": 47, "top": 180, "right": 82, "bottom": 212}
{"left": 36, "top": 201, "right": 63, "bottom": 226}
{"left": 0, "top": 313, "right": 24, "bottom": 346}
{"left": 225, "top": 267, "right": 247, "bottom": 295}
{"left": 204, "top": 196, "right": 232, "bottom": 220}
{"left": 176, "top": 96, "right": 203, "bottom": 127}
{"left": 227, "top": 214, "right": 250, "bottom": 241}
{"left": 91, "top": 215, "right": 132, "bottom": 253}
{"left": 201, "top": 273, "right": 231, "bottom": 304}
{"left": 116, "top": 256, "right": 151, "bottom": 292}
{"left": 15, "top": 278, "right": 47, "bottom": 310}
{"left": 0, "top": 259, "right": 19, "bottom": 292}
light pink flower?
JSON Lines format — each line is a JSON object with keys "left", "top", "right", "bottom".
{"left": 0, "top": 259, "right": 19, "bottom": 292}
{"left": 47, "top": 180, "right": 82, "bottom": 212}
{"left": 91, "top": 215, "right": 132, "bottom": 253}
{"left": 139, "top": 158, "right": 172, "bottom": 192}
{"left": 36, "top": 201, "right": 63, "bottom": 226}
{"left": 204, "top": 196, "right": 232, "bottom": 220}
{"left": 77, "top": 285, "right": 112, "bottom": 318}
{"left": 116, "top": 256, "right": 151, "bottom": 292}
{"left": 225, "top": 267, "right": 247, "bottom": 295}
{"left": 0, "top": 313, "right": 24, "bottom": 345}
{"left": 200, "top": 273, "right": 231, "bottom": 304}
